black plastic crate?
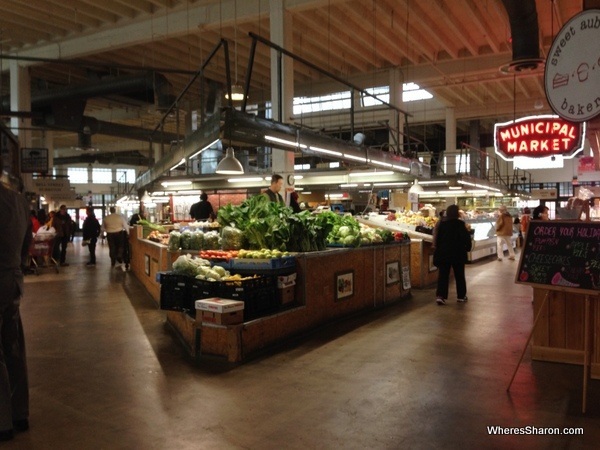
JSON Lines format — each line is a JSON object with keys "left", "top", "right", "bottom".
{"left": 218, "top": 275, "right": 275, "bottom": 299}
{"left": 159, "top": 273, "right": 190, "bottom": 313}
{"left": 218, "top": 276, "right": 277, "bottom": 320}
{"left": 188, "top": 277, "right": 220, "bottom": 301}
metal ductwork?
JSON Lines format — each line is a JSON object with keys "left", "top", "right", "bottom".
{"left": 54, "top": 150, "right": 154, "bottom": 166}
{"left": 500, "top": 0, "right": 544, "bottom": 73}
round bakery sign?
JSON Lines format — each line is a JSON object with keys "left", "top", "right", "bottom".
{"left": 544, "top": 9, "right": 600, "bottom": 123}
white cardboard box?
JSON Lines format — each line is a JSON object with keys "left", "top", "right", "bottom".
{"left": 277, "top": 273, "right": 297, "bottom": 288}
{"left": 195, "top": 298, "right": 245, "bottom": 313}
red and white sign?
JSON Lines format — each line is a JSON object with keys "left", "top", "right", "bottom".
{"left": 494, "top": 115, "right": 585, "bottom": 161}
{"left": 544, "top": 9, "right": 600, "bottom": 122}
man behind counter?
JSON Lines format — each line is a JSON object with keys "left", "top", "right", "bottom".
{"left": 264, "top": 174, "right": 285, "bottom": 205}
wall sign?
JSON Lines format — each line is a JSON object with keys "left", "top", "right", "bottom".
{"left": 544, "top": 9, "right": 600, "bottom": 122}
{"left": 20, "top": 147, "right": 48, "bottom": 173}
{"left": 515, "top": 220, "right": 600, "bottom": 295}
{"left": 494, "top": 115, "right": 585, "bottom": 161}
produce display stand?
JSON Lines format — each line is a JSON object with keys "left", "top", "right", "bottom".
{"left": 357, "top": 215, "right": 437, "bottom": 288}
{"left": 129, "top": 228, "right": 411, "bottom": 363}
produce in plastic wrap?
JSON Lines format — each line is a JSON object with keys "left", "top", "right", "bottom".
{"left": 180, "top": 230, "right": 193, "bottom": 250}
{"left": 203, "top": 231, "right": 220, "bottom": 250}
{"left": 189, "top": 230, "right": 204, "bottom": 250}
{"left": 171, "top": 254, "right": 210, "bottom": 277}
{"left": 168, "top": 231, "right": 181, "bottom": 251}
{"left": 221, "top": 226, "right": 244, "bottom": 250}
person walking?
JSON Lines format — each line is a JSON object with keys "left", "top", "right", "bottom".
{"left": 82, "top": 207, "right": 101, "bottom": 266}
{"left": 495, "top": 205, "right": 516, "bottom": 261}
{"left": 263, "top": 174, "right": 285, "bottom": 204}
{"left": 189, "top": 193, "right": 215, "bottom": 221}
{"left": 54, "top": 205, "right": 73, "bottom": 266}
{"left": 102, "top": 206, "right": 129, "bottom": 268}
{"left": 0, "top": 156, "right": 32, "bottom": 441}
{"left": 433, "top": 204, "right": 472, "bottom": 305}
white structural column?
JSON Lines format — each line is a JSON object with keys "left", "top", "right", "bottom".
{"left": 269, "top": 0, "right": 295, "bottom": 190}
{"left": 10, "top": 60, "right": 33, "bottom": 191}
{"left": 445, "top": 107, "right": 457, "bottom": 175}
{"left": 389, "top": 68, "right": 404, "bottom": 155}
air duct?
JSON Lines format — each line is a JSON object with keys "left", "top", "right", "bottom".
{"left": 500, "top": 0, "right": 545, "bottom": 73}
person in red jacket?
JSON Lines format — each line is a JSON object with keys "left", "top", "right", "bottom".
{"left": 29, "top": 210, "right": 40, "bottom": 234}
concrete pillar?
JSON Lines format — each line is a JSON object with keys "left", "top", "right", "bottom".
{"left": 445, "top": 107, "right": 456, "bottom": 175}
{"left": 10, "top": 61, "right": 33, "bottom": 191}
{"left": 269, "top": 0, "right": 295, "bottom": 198}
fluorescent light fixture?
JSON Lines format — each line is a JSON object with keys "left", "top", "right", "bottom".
{"left": 309, "top": 146, "right": 342, "bottom": 156}
{"left": 169, "top": 158, "right": 186, "bottom": 171}
{"left": 175, "top": 190, "right": 203, "bottom": 195}
{"left": 302, "top": 191, "right": 312, "bottom": 195}
{"left": 369, "top": 160, "right": 393, "bottom": 168}
{"left": 294, "top": 175, "right": 303, "bottom": 180}
{"left": 349, "top": 171, "right": 394, "bottom": 177}
{"left": 150, "top": 191, "right": 164, "bottom": 196}
{"left": 340, "top": 183, "right": 358, "bottom": 188}
{"left": 344, "top": 153, "right": 367, "bottom": 162}
{"left": 419, "top": 180, "right": 449, "bottom": 186}
{"left": 266, "top": 135, "right": 307, "bottom": 149}
{"left": 363, "top": 183, "right": 371, "bottom": 187}
{"left": 449, "top": 185, "right": 463, "bottom": 190}
{"left": 189, "top": 139, "right": 220, "bottom": 159}
{"left": 330, "top": 162, "right": 340, "bottom": 168}
{"left": 392, "top": 164, "right": 411, "bottom": 173}
{"left": 327, "top": 193, "right": 345, "bottom": 199}
{"left": 161, "top": 180, "right": 192, "bottom": 187}
{"left": 372, "top": 182, "right": 409, "bottom": 187}
{"left": 466, "top": 190, "right": 489, "bottom": 194}
{"left": 150, "top": 197, "right": 171, "bottom": 203}
{"left": 294, "top": 187, "right": 304, "bottom": 191}
{"left": 227, "top": 177, "right": 264, "bottom": 183}
{"left": 437, "top": 190, "right": 465, "bottom": 195}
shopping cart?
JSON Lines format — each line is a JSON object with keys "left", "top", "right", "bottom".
{"left": 28, "top": 236, "right": 60, "bottom": 275}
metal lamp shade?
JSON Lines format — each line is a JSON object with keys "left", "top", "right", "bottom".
{"left": 216, "top": 147, "right": 244, "bottom": 174}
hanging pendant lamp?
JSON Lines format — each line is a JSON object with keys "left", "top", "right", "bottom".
{"left": 216, "top": 147, "right": 244, "bottom": 174}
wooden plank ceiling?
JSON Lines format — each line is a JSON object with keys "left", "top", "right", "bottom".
{"left": 0, "top": 0, "right": 584, "bottom": 154}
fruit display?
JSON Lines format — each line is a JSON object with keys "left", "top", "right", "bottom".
{"left": 146, "top": 230, "right": 170, "bottom": 245}
{"left": 187, "top": 220, "right": 220, "bottom": 229}
{"left": 392, "top": 211, "right": 438, "bottom": 229}
{"left": 237, "top": 248, "right": 290, "bottom": 259}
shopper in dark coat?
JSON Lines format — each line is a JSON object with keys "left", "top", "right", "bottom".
{"left": 433, "top": 204, "right": 472, "bottom": 305}
{"left": 0, "top": 155, "right": 32, "bottom": 441}
{"left": 82, "top": 207, "right": 101, "bottom": 266}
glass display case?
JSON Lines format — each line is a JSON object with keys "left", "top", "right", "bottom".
{"left": 464, "top": 218, "right": 517, "bottom": 262}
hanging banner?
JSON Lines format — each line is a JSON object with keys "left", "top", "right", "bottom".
{"left": 544, "top": 9, "right": 600, "bottom": 122}
{"left": 494, "top": 115, "right": 585, "bottom": 162}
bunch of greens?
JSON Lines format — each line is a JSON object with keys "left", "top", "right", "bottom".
{"left": 217, "top": 195, "right": 342, "bottom": 252}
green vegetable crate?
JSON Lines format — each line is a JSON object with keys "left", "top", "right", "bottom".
{"left": 229, "top": 256, "right": 296, "bottom": 271}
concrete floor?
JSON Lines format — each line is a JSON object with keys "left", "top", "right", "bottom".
{"left": 5, "top": 238, "right": 599, "bottom": 449}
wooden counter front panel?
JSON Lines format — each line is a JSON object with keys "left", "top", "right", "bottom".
{"left": 531, "top": 288, "right": 599, "bottom": 378}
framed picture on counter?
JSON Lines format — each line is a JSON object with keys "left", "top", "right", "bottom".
{"left": 386, "top": 261, "right": 400, "bottom": 285}
{"left": 335, "top": 271, "right": 354, "bottom": 301}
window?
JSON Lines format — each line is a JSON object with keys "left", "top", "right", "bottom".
{"left": 361, "top": 83, "right": 433, "bottom": 107}
{"left": 92, "top": 168, "right": 113, "bottom": 184}
{"left": 293, "top": 91, "right": 351, "bottom": 115}
{"left": 294, "top": 164, "right": 311, "bottom": 171}
{"left": 402, "top": 82, "right": 433, "bottom": 102}
{"left": 68, "top": 167, "right": 88, "bottom": 184}
{"left": 361, "top": 86, "right": 389, "bottom": 107}
{"left": 117, "top": 169, "right": 136, "bottom": 184}
{"left": 457, "top": 155, "right": 471, "bottom": 174}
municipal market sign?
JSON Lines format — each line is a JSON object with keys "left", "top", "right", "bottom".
{"left": 544, "top": 9, "right": 600, "bottom": 122}
{"left": 494, "top": 115, "right": 585, "bottom": 161}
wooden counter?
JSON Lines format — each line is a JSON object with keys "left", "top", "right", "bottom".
{"left": 532, "top": 288, "right": 600, "bottom": 379}
{"left": 130, "top": 230, "right": 412, "bottom": 362}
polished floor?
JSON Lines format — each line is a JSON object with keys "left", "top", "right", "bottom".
{"left": 5, "top": 239, "right": 599, "bottom": 449}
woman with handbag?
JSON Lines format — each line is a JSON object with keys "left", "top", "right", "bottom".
{"left": 82, "top": 208, "right": 101, "bottom": 267}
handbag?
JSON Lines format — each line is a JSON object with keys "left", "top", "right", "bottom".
{"left": 81, "top": 240, "right": 90, "bottom": 247}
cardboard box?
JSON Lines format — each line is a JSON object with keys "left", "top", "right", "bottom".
{"left": 278, "top": 286, "right": 295, "bottom": 305}
{"left": 195, "top": 298, "right": 244, "bottom": 313}
{"left": 277, "top": 273, "right": 297, "bottom": 288}
{"left": 200, "top": 309, "right": 244, "bottom": 325}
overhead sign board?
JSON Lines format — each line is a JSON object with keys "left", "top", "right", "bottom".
{"left": 33, "top": 178, "right": 74, "bottom": 200}
{"left": 544, "top": 9, "right": 600, "bottom": 122}
{"left": 494, "top": 115, "right": 585, "bottom": 161}
{"left": 21, "top": 147, "right": 49, "bottom": 173}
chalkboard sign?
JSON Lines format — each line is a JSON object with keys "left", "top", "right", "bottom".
{"left": 515, "top": 220, "right": 600, "bottom": 295}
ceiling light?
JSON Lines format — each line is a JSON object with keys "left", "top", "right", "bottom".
{"left": 344, "top": 154, "right": 367, "bottom": 162}
{"left": 438, "top": 190, "right": 465, "bottom": 195}
{"left": 349, "top": 171, "right": 394, "bottom": 177}
{"left": 227, "top": 177, "right": 263, "bottom": 183}
{"left": 161, "top": 180, "right": 192, "bottom": 187}
{"left": 392, "top": 164, "right": 411, "bottom": 173}
{"left": 419, "top": 180, "right": 449, "bottom": 186}
{"left": 309, "top": 146, "right": 342, "bottom": 156}
{"left": 225, "top": 84, "right": 245, "bottom": 101}
{"left": 216, "top": 147, "right": 244, "bottom": 175}
{"left": 340, "top": 184, "right": 358, "bottom": 188}
{"left": 327, "top": 193, "right": 344, "bottom": 199}
{"left": 169, "top": 158, "right": 186, "bottom": 171}
{"left": 372, "top": 182, "right": 409, "bottom": 187}
{"left": 266, "top": 135, "right": 306, "bottom": 149}
{"left": 369, "top": 160, "right": 393, "bottom": 168}
{"left": 408, "top": 180, "right": 424, "bottom": 193}
{"left": 189, "top": 139, "right": 220, "bottom": 159}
